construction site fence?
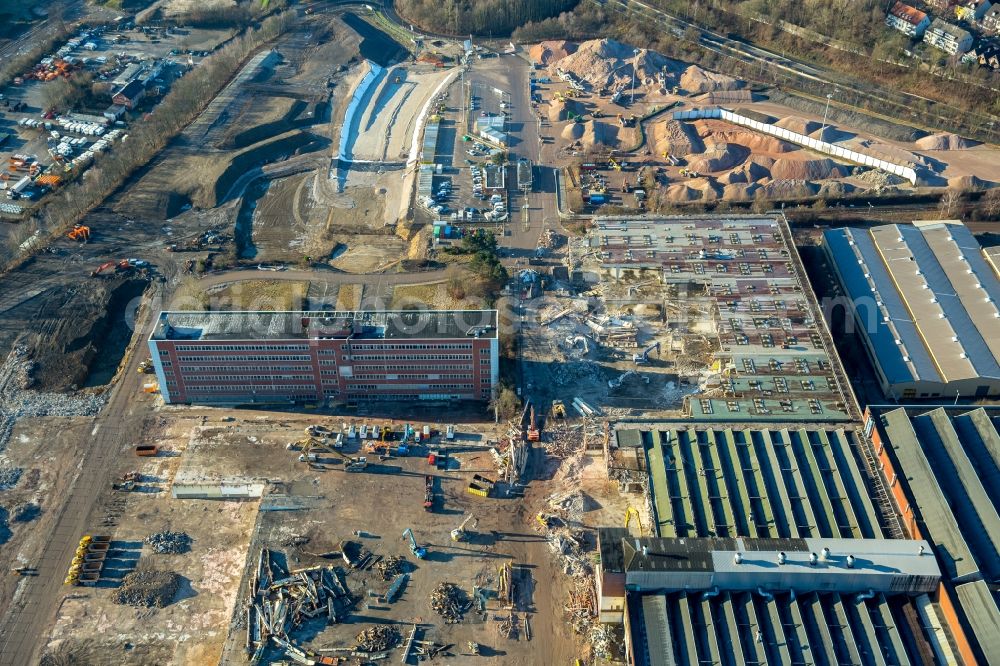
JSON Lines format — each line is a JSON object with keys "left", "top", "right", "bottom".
{"left": 672, "top": 107, "right": 918, "bottom": 185}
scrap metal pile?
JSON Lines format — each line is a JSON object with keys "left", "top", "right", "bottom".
{"left": 145, "top": 531, "right": 192, "bottom": 554}
{"left": 245, "top": 548, "right": 355, "bottom": 664}
{"left": 355, "top": 625, "right": 399, "bottom": 652}
{"left": 113, "top": 570, "right": 180, "bottom": 608}
{"left": 430, "top": 582, "right": 468, "bottom": 623}
{"left": 374, "top": 555, "right": 405, "bottom": 581}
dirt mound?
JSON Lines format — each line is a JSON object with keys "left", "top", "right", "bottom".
{"left": 686, "top": 143, "right": 749, "bottom": 173}
{"left": 529, "top": 40, "right": 578, "bottom": 66}
{"left": 688, "top": 177, "right": 721, "bottom": 201}
{"left": 680, "top": 65, "right": 742, "bottom": 94}
{"left": 578, "top": 120, "right": 618, "bottom": 150}
{"left": 916, "top": 132, "right": 979, "bottom": 150}
{"left": 652, "top": 120, "right": 704, "bottom": 157}
{"left": 947, "top": 174, "right": 992, "bottom": 191}
{"left": 665, "top": 183, "right": 701, "bottom": 202}
{"left": 709, "top": 130, "right": 794, "bottom": 154}
{"left": 695, "top": 90, "right": 757, "bottom": 105}
{"left": 722, "top": 182, "right": 760, "bottom": 201}
{"left": 553, "top": 38, "right": 676, "bottom": 93}
{"left": 816, "top": 181, "right": 857, "bottom": 198}
{"left": 759, "top": 180, "right": 819, "bottom": 199}
{"left": 716, "top": 155, "right": 772, "bottom": 184}
{"left": 548, "top": 98, "right": 584, "bottom": 123}
{"left": 770, "top": 157, "right": 847, "bottom": 180}
{"left": 774, "top": 116, "right": 821, "bottom": 136}
{"left": 561, "top": 122, "right": 585, "bottom": 141}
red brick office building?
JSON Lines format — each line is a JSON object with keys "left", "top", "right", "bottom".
{"left": 148, "top": 310, "right": 499, "bottom": 405}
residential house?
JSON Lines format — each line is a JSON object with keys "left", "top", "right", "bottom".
{"left": 964, "top": 39, "right": 1000, "bottom": 67}
{"left": 111, "top": 79, "right": 145, "bottom": 110}
{"left": 983, "top": 4, "right": 1000, "bottom": 32}
{"left": 956, "top": 0, "right": 992, "bottom": 21}
{"left": 886, "top": 1, "right": 932, "bottom": 36}
{"left": 924, "top": 18, "right": 975, "bottom": 53}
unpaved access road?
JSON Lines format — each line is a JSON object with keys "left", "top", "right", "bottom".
{"left": 0, "top": 286, "right": 162, "bottom": 666}
{"left": 188, "top": 264, "right": 462, "bottom": 292}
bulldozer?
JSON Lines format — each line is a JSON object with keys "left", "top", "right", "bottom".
{"left": 550, "top": 400, "right": 566, "bottom": 420}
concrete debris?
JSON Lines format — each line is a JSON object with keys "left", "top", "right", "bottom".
{"left": 11, "top": 502, "right": 40, "bottom": 522}
{"left": 374, "top": 554, "right": 405, "bottom": 581}
{"left": 113, "top": 570, "right": 181, "bottom": 608}
{"left": 145, "top": 531, "right": 192, "bottom": 554}
{"left": 589, "top": 622, "right": 616, "bottom": 660}
{"left": 0, "top": 459, "right": 23, "bottom": 490}
{"left": 355, "top": 625, "right": 399, "bottom": 652}
{"left": 497, "top": 610, "right": 519, "bottom": 639}
{"left": 0, "top": 344, "right": 106, "bottom": 454}
{"left": 245, "top": 548, "right": 355, "bottom": 662}
{"left": 431, "top": 582, "right": 468, "bottom": 623}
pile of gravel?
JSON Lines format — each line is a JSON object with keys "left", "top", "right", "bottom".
{"left": 145, "top": 531, "right": 192, "bottom": 554}
{"left": 113, "top": 571, "right": 180, "bottom": 608}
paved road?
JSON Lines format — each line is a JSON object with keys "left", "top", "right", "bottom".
{"left": 0, "top": 287, "right": 159, "bottom": 666}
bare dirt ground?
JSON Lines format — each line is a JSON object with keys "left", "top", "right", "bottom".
{"left": 40, "top": 414, "right": 258, "bottom": 666}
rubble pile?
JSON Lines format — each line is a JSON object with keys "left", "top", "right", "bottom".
{"left": 0, "top": 459, "right": 23, "bottom": 490}
{"left": 374, "top": 555, "right": 405, "bottom": 581}
{"left": 355, "top": 625, "right": 399, "bottom": 652}
{"left": 145, "top": 531, "right": 192, "bottom": 554}
{"left": 245, "top": 548, "right": 355, "bottom": 662}
{"left": 491, "top": 434, "right": 529, "bottom": 483}
{"left": 589, "top": 622, "right": 616, "bottom": 660}
{"left": 113, "top": 570, "right": 181, "bottom": 608}
{"left": 11, "top": 501, "right": 40, "bottom": 522}
{"left": 431, "top": 582, "right": 467, "bottom": 623}
{"left": 0, "top": 344, "right": 107, "bottom": 453}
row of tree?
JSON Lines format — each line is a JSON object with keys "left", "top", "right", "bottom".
{"left": 0, "top": 11, "right": 294, "bottom": 274}
{"left": 395, "top": 0, "right": 578, "bottom": 36}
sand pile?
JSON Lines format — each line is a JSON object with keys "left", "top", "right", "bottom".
{"left": 653, "top": 120, "right": 704, "bottom": 157}
{"left": 692, "top": 120, "right": 794, "bottom": 153}
{"left": 759, "top": 180, "right": 819, "bottom": 199}
{"left": 775, "top": 116, "right": 822, "bottom": 136}
{"left": 561, "top": 122, "right": 585, "bottom": 142}
{"left": 529, "top": 40, "right": 577, "bottom": 66}
{"left": 915, "top": 132, "right": 979, "bottom": 150}
{"left": 680, "top": 65, "right": 742, "bottom": 94}
{"left": 719, "top": 156, "right": 773, "bottom": 184}
{"left": 722, "top": 182, "right": 760, "bottom": 201}
{"left": 665, "top": 183, "right": 701, "bottom": 202}
{"left": 688, "top": 177, "right": 721, "bottom": 201}
{"left": 947, "top": 174, "right": 991, "bottom": 191}
{"left": 816, "top": 181, "right": 857, "bottom": 197}
{"left": 686, "top": 143, "right": 749, "bottom": 172}
{"left": 770, "top": 157, "right": 847, "bottom": 180}
{"left": 553, "top": 39, "right": 674, "bottom": 92}
{"left": 578, "top": 120, "right": 617, "bottom": 149}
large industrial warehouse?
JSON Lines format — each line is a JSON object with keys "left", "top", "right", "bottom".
{"left": 610, "top": 423, "right": 958, "bottom": 665}
{"left": 823, "top": 220, "right": 1000, "bottom": 400}
{"left": 868, "top": 405, "right": 1000, "bottom": 665}
{"left": 147, "top": 309, "right": 499, "bottom": 405}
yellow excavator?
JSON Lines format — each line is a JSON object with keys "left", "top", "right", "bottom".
{"left": 624, "top": 506, "right": 643, "bottom": 536}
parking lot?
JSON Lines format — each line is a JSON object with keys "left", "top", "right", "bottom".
{"left": 0, "top": 22, "right": 231, "bottom": 215}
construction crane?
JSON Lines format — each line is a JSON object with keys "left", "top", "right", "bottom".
{"left": 624, "top": 506, "right": 643, "bottom": 536}
{"left": 526, "top": 406, "right": 540, "bottom": 442}
{"left": 633, "top": 341, "right": 661, "bottom": 365}
{"left": 402, "top": 528, "right": 427, "bottom": 559}
{"left": 451, "top": 514, "right": 478, "bottom": 542}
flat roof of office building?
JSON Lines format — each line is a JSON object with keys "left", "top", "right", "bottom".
{"left": 151, "top": 310, "right": 498, "bottom": 342}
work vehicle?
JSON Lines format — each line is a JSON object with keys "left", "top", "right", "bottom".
{"left": 451, "top": 514, "right": 477, "bottom": 542}
{"left": 402, "top": 528, "right": 427, "bottom": 559}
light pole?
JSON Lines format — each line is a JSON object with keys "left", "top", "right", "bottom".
{"left": 631, "top": 48, "right": 640, "bottom": 105}
{"left": 820, "top": 89, "right": 837, "bottom": 137}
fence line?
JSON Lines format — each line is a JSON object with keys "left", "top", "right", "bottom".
{"left": 673, "top": 107, "right": 918, "bottom": 184}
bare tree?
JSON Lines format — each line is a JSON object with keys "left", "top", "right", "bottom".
{"left": 983, "top": 187, "right": 1000, "bottom": 220}
{"left": 938, "top": 188, "right": 963, "bottom": 219}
